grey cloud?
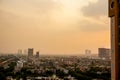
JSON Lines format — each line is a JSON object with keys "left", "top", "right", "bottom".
{"left": 81, "top": 0, "right": 108, "bottom": 18}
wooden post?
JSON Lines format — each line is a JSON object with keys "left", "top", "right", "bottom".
{"left": 109, "top": 0, "right": 120, "bottom": 80}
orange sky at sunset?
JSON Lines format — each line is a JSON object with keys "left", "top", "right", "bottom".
{"left": 0, "top": 0, "right": 110, "bottom": 55}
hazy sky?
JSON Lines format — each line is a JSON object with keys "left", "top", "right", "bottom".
{"left": 0, "top": 0, "right": 110, "bottom": 55}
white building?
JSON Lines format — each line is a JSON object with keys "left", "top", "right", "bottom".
{"left": 16, "top": 61, "right": 23, "bottom": 71}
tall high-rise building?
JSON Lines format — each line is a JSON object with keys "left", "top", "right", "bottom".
{"left": 85, "top": 49, "right": 91, "bottom": 57}
{"left": 28, "top": 48, "right": 33, "bottom": 58}
{"left": 17, "top": 49, "right": 22, "bottom": 56}
{"left": 98, "top": 48, "right": 110, "bottom": 59}
{"left": 85, "top": 49, "right": 91, "bottom": 55}
{"left": 36, "top": 51, "right": 39, "bottom": 58}
{"left": 108, "top": 0, "right": 120, "bottom": 80}
{"left": 18, "top": 49, "right": 22, "bottom": 54}
{"left": 24, "top": 50, "right": 27, "bottom": 55}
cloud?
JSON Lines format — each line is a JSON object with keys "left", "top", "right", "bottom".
{"left": 78, "top": 19, "right": 109, "bottom": 32}
{"left": 79, "top": 0, "right": 109, "bottom": 32}
{"left": 24, "top": 0, "right": 62, "bottom": 14}
{"left": 0, "top": 0, "right": 62, "bottom": 17}
{"left": 81, "top": 0, "right": 108, "bottom": 18}
{"left": 0, "top": 0, "right": 81, "bottom": 33}
{"left": 0, "top": 0, "right": 110, "bottom": 54}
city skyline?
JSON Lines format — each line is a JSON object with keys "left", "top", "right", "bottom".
{"left": 0, "top": 0, "right": 110, "bottom": 55}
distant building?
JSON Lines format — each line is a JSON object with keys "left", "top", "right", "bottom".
{"left": 15, "top": 60, "right": 24, "bottom": 71}
{"left": 24, "top": 49, "right": 27, "bottom": 55}
{"left": 36, "top": 51, "right": 39, "bottom": 58}
{"left": 28, "top": 48, "right": 34, "bottom": 58}
{"left": 85, "top": 49, "right": 91, "bottom": 57}
{"left": 98, "top": 48, "right": 111, "bottom": 59}
{"left": 16, "top": 61, "right": 23, "bottom": 68}
{"left": 85, "top": 49, "right": 91, "bottom": 55}
{"left": 18, "top": 49, "right": 22, "bottom": 55}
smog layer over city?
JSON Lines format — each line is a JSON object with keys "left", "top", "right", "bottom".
{"left": 0, "top": 0, "right": 111, "bottom": 80}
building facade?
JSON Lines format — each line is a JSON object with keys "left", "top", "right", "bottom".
{"left": 18, "top": 49, "right": 22, "bottom": 56}
{"left": 98, "top": 48, "right": 110, "bottom": 59}
{"left": 36, "top": 51, "right": 39, "bottom": 58}
{"left": 28, "top": 48, "right": 34, "bottom": 58}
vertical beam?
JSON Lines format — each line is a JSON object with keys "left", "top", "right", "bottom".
{"left": 109, "top": 0, "right": 120, "bottom": 80}
{"left": 114, "top": 0, "right": 119, "bottom": 80}
{"left": 111, "top": 16, "right": 116, "bottom": 80}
